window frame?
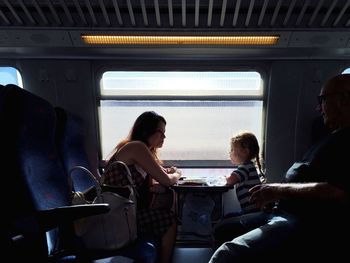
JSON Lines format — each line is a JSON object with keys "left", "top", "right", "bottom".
{"left": 96, "top": 65, "right": 267, "bottom": 168}
{"left": 342, "top": 68, "right": 350, "bottom": 74}
{"left": 0, "top": 66, "right": 23, "bottom": 88}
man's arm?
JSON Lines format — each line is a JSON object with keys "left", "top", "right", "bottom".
{"left": 249, "top": 182, "right": 349, "bottom": 209}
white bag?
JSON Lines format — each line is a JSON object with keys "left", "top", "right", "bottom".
{"left": 71, "top": 163, "right": 138, "bottom": 250}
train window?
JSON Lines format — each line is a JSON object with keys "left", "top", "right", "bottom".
{"left": 342, "top": 68, "right": 350, "bottom": 74}
{"left": 0, "top": 67, "right": 23, "bottom": 88}
{"left": 99, "top": 71, "right": 263, "bottom": 168}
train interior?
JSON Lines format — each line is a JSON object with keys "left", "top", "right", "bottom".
{"left": 1, "top": 1, "right": 350, "bottom": 262}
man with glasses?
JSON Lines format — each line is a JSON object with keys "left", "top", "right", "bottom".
{"left": 209, "top": 74, "right": 350, "bottom": 262}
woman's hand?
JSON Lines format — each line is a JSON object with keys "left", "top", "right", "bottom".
{"left": 171, "top": 169, "right": 182, "bottom": 182}
{"left": 166, "top": 166, "right": 178, "bottom": 174}
{"left": 165, "top": 167, "right": 182, "bottom": 183}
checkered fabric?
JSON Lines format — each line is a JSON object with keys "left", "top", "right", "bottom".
{"left": 138, "top": 208, "right": 175, "bottom": 237}
{"left": 103, "top": 162, "right": 175, "bottom": 238}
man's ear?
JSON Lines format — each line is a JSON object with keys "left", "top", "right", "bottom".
{"left": 340, "top": 92, "right": 350, "bottom": 106}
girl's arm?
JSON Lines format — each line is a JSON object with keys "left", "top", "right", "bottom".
{"left": 226, "top": 172, "right": 240, "bottom": 186}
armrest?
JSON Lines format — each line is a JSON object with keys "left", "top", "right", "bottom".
{"left": 37, "top": 203, "right": 110, "bottom": 231}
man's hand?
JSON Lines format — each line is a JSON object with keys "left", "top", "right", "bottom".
{"left": 249, "top": 184, "right": 281, "bottom": 209}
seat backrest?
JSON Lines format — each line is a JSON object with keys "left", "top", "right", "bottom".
{"left": 4, "top": 85, "right": 71, "bottom": 210}
{"left": 0, "top": 85, "right": 157, "bottom": 262}
{"left": 0, "top": 84, "right": 40, "bottom": 260}
{"left": 0, "top": 84, "right": 71, "bottom": 258}
{"left": 55, "top": 107, "right": 97, "bottom": 192}
{"left": 1, "top": 84, "right": 36, "bottom": 218}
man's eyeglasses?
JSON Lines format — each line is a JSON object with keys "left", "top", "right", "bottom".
{"left": 317, "top": 92, "right": 341, "bottom": 106}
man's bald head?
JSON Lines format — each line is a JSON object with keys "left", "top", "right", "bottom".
{"left": 320, "top": 74, "right": 350, "bottom": 130}
{"left": 323, "top": 74, "right": 350, "bottom": 94}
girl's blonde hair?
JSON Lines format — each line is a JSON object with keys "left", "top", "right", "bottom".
{"left": 231, "top": 131, "right": 266, "bottom": 181}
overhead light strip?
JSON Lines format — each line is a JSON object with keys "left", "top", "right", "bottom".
{"left": 81, "top": 35, "right": 279, "bottom": 45}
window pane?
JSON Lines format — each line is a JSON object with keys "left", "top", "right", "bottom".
{"left": 99, "top": 70, "right": 264, "bottom": 166}
{"left": 101, "top": 71, "right": 262, "bottom": 97}
{"left": 0, "top": 67, "right": 23, "bottom": 87}
{"left": 99, "top": 100, "right": 263, "bottom": 163}
{"left": 342, "top": 68, "right": 350, "bottom": 74}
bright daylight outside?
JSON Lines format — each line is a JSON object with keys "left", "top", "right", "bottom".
{"left": 0, "top": 67, "right": 23, "bottom": 87}
{"left": 99, "top": 71, "right": 264, "bottom": 182}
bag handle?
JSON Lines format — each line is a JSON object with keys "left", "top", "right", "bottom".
{"left": 101, "top": 161, "right": 139, "bottom": 197}
{"left": 69, "top": 166, "right": 103, "bottom": 202}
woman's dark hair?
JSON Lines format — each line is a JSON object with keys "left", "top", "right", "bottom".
{"left": 128, "top": 111, "right": 166, "bottom": 145}
{"left": 107, "top": 111, "right": 166, "bottom": 163}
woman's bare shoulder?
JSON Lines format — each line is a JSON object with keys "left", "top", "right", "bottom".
{"left": 113, "top": 141, "right": 150, "bottom": 165}
{"left": 120, "top": 141, "right": 148, "bottom": 151}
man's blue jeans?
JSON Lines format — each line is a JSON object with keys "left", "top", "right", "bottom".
{"left": 210, "top": 212, "right": 297, "bottom": 262}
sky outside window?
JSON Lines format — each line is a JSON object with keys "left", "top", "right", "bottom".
{"left": 0, "top": 67, "right": 23, "bottom": 88}
{"left": 99, "top": 71, "right": 264, "bottom": 166}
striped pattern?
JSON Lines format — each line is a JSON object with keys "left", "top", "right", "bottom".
{"left": 233, "top": 161, "right": 262, "bottom": 214}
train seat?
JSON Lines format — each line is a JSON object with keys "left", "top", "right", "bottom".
{"left": 55, "top": 107, "right": 97, "bottom": 192}
{"left": 0, "top": 84, "right": 156, "bottom": 262}
{"left": 0, "top": 84, "right": 48, "bottom": 260}
{"left": 54, "top": 106, "right": 158, "bottom": 262}
{"left": 0, "top": 84, "right": 108, "bottom": 261}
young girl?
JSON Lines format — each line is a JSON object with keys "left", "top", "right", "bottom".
{"left": 212, "top": 132, "right": 266, "bottom": 246}
{"left": 226, "top": 131, "right": 265, "bottom": 214}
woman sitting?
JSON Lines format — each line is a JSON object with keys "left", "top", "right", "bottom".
{"left": 104, "top": 111, "right": 181, "bottom": 263}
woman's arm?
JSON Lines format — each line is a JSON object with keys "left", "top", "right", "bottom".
{"left": 119, "top": 141, "right": 180, "bottom": 187}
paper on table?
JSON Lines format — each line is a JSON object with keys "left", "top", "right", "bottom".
{"left": 177, "top": 178, "right": 207, "bottom": 185}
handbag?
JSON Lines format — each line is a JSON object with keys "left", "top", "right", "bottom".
{"left": 71, "top": 162, "right": 138, "bottom": 250}
{"left": 150, "top": 184, "right": 175, "bottom": 210}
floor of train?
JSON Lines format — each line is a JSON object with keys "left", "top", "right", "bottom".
{"left": 94, "top": 232, "right": 215, "bottom": 263}
{"left": 93, "top": 247, "right": 214, "bottom": 263}
{"left": 173, "top": 246, "right": 214, "bottom": 263}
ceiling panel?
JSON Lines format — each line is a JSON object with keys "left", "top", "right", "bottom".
{"left": 1, "top": 0, "right": 350, "bottom": 58}
{"left": 0, "top": 0, "right": 349, "bottom": 31}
